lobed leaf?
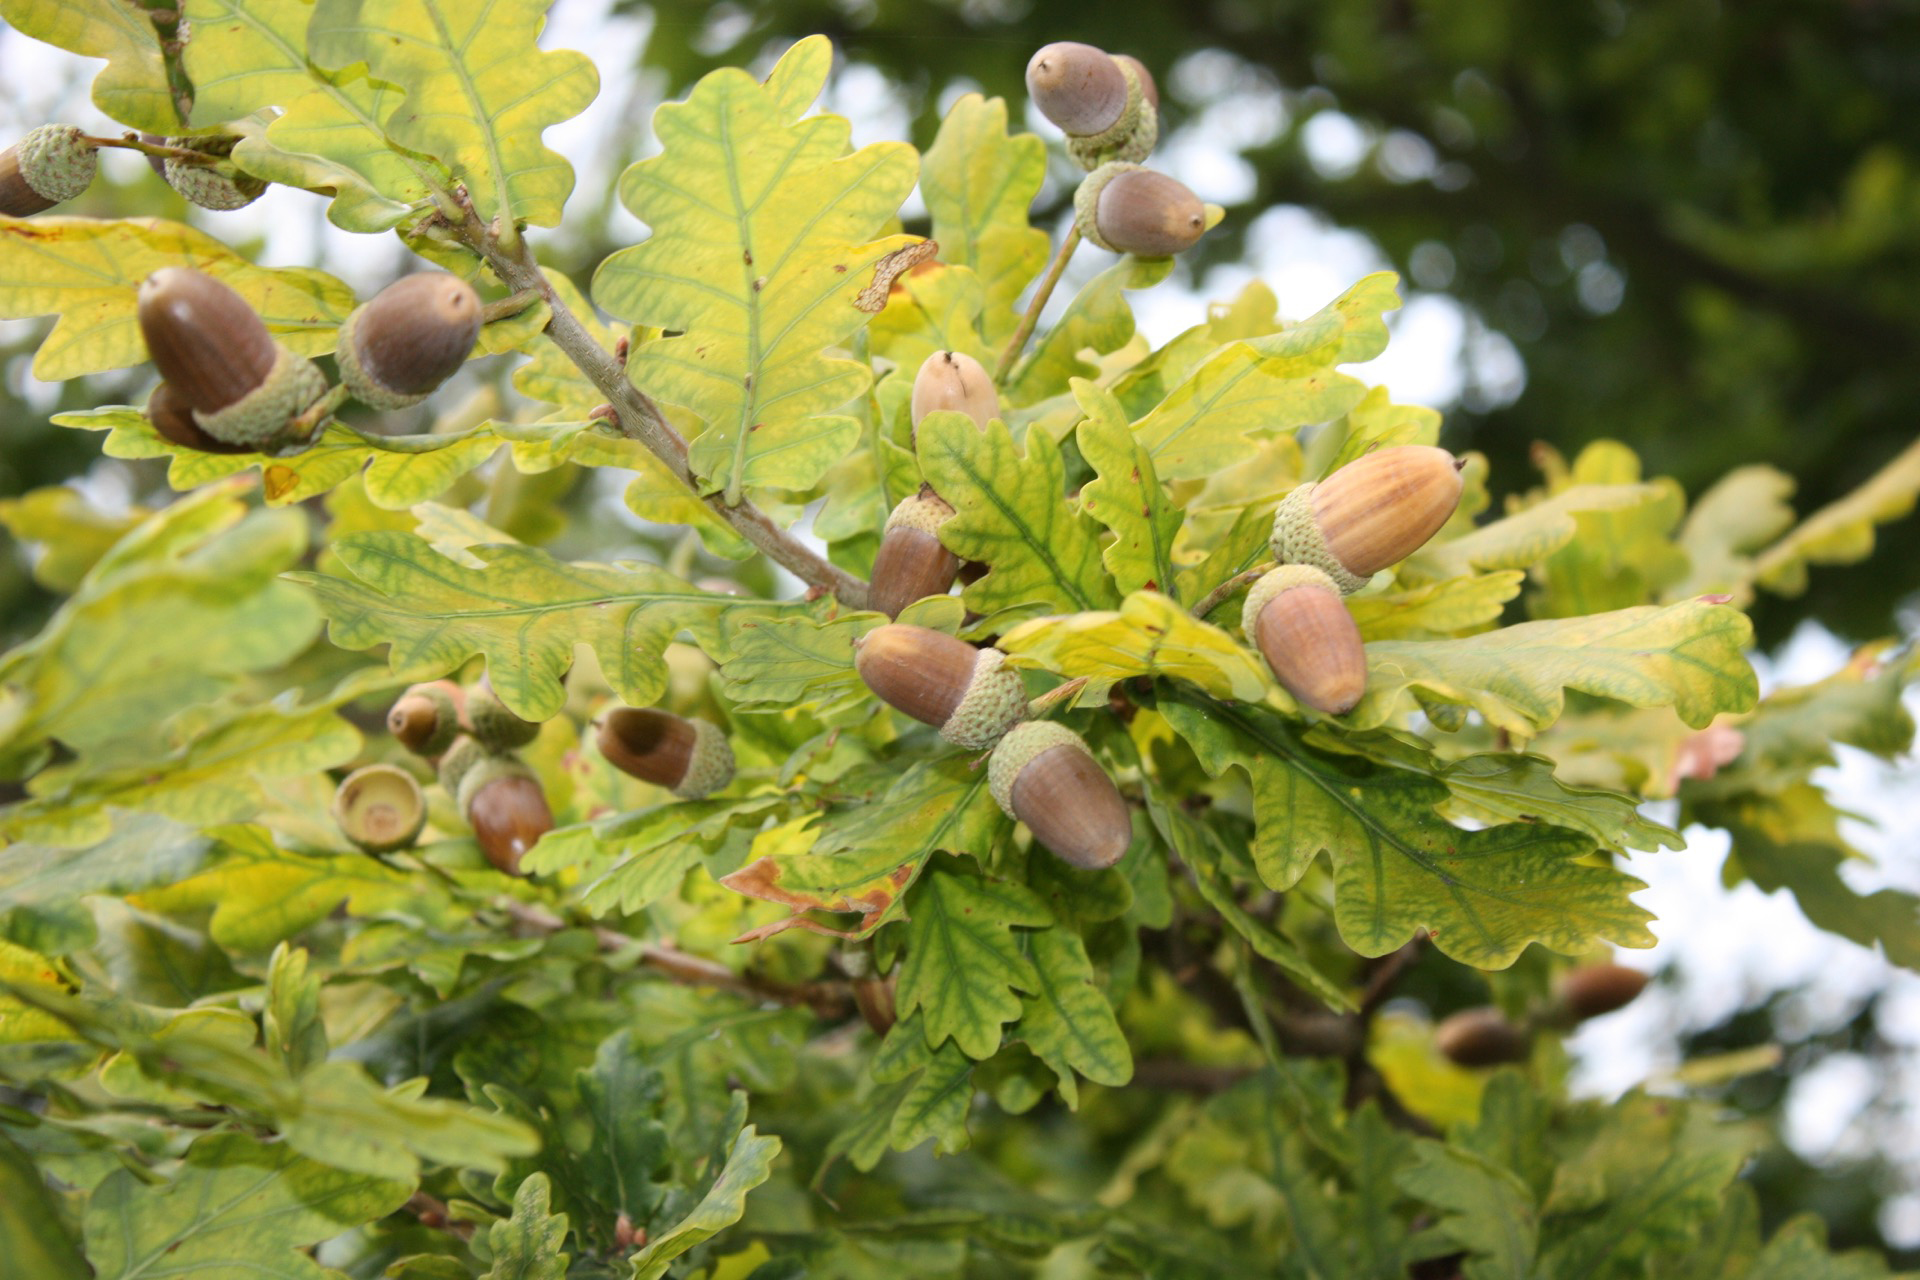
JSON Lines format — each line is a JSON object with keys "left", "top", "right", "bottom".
{"left": 484, "top": 1173, "right": 570, "bottom": 1280}
{"left": 919, "top": 93, "right": 1049, "bottom": 346}
{"left": 1752, "top": 434, "right": 1920, "bottom": 596}
{"left": 1347, "top": 571, "right": 1525, "bottom": 641}
{"left": 1401, "top": 483, "right": 1667, "bottom": 584}
{"left": 1016, "top": 926, "right": 1133, "bottom": 1106}
{"left": 1005, "top": 255, "right": 1173, "bottom": 406}
{"left": 999, "top": 591, "right": 1269, "bottom": 704}
{"left": 896, "top": 859, "right": 1051, "bottom": 1059}
{"left": 1074, "top": 380, "right": 1182, "bottom": 598}
{"left": 629, "top": 1123, "right": 782, "bottom": 1280}
{"left": 0, "top": 0, "right": 180, "bottom": 132}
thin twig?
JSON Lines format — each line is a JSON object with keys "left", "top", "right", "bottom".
{"left": 82, "top": 133, "right": 214, "bottom": 164}
{"left": 456, "top": 216, "right": 869, "bottom": 606}
{"left": 285, "top": 384, "right": 351, "bottom": 443}
{"left": 479, "top": 288, "right": 542, "bottom": 325}
{"left": 994, "top": 226, "right": 1081, "bottom": 385}
{"left": 1191, "top": 563, "right": 1274, "bottom": 620}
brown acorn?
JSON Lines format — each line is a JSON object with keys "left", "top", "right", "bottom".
{"left": 1113, "top": 55, "right": 1159, "bottom": 110}
{"left": 0, "top": 125, "right": 98, "bottom": 215}
{"left": 597, "top": 707, "right": 736, "bottom": 799}
{"left": 1026, "top": 42, "right": 1130, "bottom": 137}
{"left": 1554, "top": 964, "right": 1649, "bottom": 1022}
{"left": 869, "top": 487, "right": 960, "bottom": 618}
{"left": 137, "top": 267, "right": 326, "bottom": 449}
{"left": 332, "top": 764, "right": 428, "bottom": 854}
{"left": 1074, "top": 164, "right": 1207, "bottom": 257}
{"left": 1242, "top": 565, "right": 1367, "bottom": 715}
{"left": 1435, "top": 1006, "right": 1532, "bottom": 1068}
{"left": 910, "top": 350, "right": 998, "bottom": 437}
{"left": 457, "top": 758, "right": 552, "bottom": 875}
{"left": 988, "top": 721, "right": 1131, "bottom": 869}
{"left": 388, "top": 680, "right": 468, "bottom": 757}
{"left": 1271, "top": 446, "right": 1465, "bottom": 592}
{"left": 146, "top": 381, "right": 249, "bottom": 454}
{"left": 336, "top": 273, "right": 484, "bottom": 409}
{"left": 854, "top": 624, "right": 1026, "bottom": 750}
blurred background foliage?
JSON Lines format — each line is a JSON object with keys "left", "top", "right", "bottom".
{"left": 4, "top": 0, "right": 1920, "bottom": 1262}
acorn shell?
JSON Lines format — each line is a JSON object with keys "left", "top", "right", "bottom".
{"left": 458, "top": 759, "right": 552, "bottom": 876}
{"left": 909, "top": 350, "right": 997, "bottom": 434}
{"left": 987, "top": 721, "right": 1131, "bottom": 869}
{"left": 1026, "top": 41, "right": 1130, "bottom": 137}
{"left": 854, "top": 624, "right": 1026, "bottom": 750}
{"left": 332, "top": 763, "right": 428, "bottom": 854}
{"left": 1555, "top": 964, "right": 1649, "bottom": 1022}
{"left": 1245, "top": 565, "right": 1367, "bottom": 716}
{"left": 138, "top": 267, "right": 278, "bottom": 415}
{"left": 1275, "top": 446, "right": 1464, "bottom": 585}
{"left": 337, "top": 273, "right": 483, "bottom": 408}
{"left": 1080, "top": 165, "right": 1205, "bottom": 257}
{"left": 598, "top": 707, "right": 735, "bottom": 799}
{"left": 869, "top": 490, "right": 959, "bottom": 618}
{"left": 1435, "top": 1007, "right": 1531, "bottom": 1068}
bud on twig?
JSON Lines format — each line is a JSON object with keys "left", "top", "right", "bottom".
{"left": 854, "top": 624, "right": 1026, "bottom": 750}
{"left": 1270, "top": 446, "right": 1464, "bottom": 592}
{"left": 988, "top": 721, "right": 1132, "bottom": 869}
{"left": 597, "top": 707, "right": 736, "bottom": 799}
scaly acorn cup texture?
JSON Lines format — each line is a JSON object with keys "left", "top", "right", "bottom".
{"left": 0, "top": 124, "right": 98, "bottom": 215}
{"left": 854, "top": 624, "right": 1027, "bottom": 750}
{"left": 435, "top": 736, "right": 488, "bottom": 797}
{"left": 1269, "top": 445, "right": 1466, "bottom": 592}
{"left": 1435, "top": 1007, "right": 1533, "bottom": 1068}
{"left": 1243, "top": 564, "right": 1368, "bottom": 715}
{"left": 597, "top": 707, "right": 735, "bottom": 799}
{"left": 161, "top": 134, "right": 266, "bottom": 211}
{"left": 457, "top": 757, "right": 552, "bottom": 876}
{"left": 1024, "top": 41, "right": 1157, "bottom": 168}
{"left": 988, "top": 721, "right": 1132, "bottom": 869}
{"left": 1554, "top": 963, "right": 1650, "bottom": 1022}
{"left": 146, "top": 381, "right": 248, "bottom": 455}
{"left": 336, "top": 273, "right": 483, "bottom": 409}
{"left": 331, "top": 764, "right": 428, "bottom": 855}
{"left": 136, "top": 267, "right": 327, "bottom": 450}
{"left": 869, "top": 488, "right": 960, "bottom": 618}
{"left": 910, "top": 349, "right": 998, "bottom": 437}
{"left": 1074, "top": 163, "right": 1206, "bottom": 257}
{"left": 468, "top": 685, "right": 541, "bottom": 752}
{"left": 389, "top": 681, "right": 466, "bottom": 757}
{"left": 1066, "top": 59, "right": 1158, "bottom": 168}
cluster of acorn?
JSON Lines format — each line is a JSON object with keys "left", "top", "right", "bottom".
{"left": 382, "top": 680, "right": 555, "bottom": 875}
{"left": 137, "top": 265, "right": 484, "bottom": 454}
{"left": 1435, "top": 963, "right": 1651, "bottom": 1068}
{"left": 1, "top": 125, "right": 270, "bottom": 217}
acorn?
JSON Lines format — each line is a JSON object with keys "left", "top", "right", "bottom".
{"left": 597, "top": 707, "right": 736, "bottom": 799}
{"left": 1554, "top": 964, "right": 1649, "bottom": 1023}
{"left": 1242, "top": 565, "right": 1367, "bottom": 715}
{"left": 988, "top": 721, "right": 1131, "bottom": 869}
{"left": 388, "top": 680, "right": 466, "bottom": 757}
{"left": 161, "top": 134, "right": 266, "bottom": 211}
{"left": 1434, "top": 1007, "right": 1532, "bottom": 1068}
{"left": 0, "top": 125, "right": 98, "bottom": 215}
{"left": 1270, "top": 446, "right": 1465, "bottom": 593}
{"left": 136, "top": 267, "right": 327, "bottom": 450}
{"left": 1113, "top": 55, "right": 1159, "bottom": 110}
{"left": 910, "top": 350, "right": 998, "bottom": 439}
{"left": 146, "top": 381, "right": 249, "bottom": 454}
{"left": 468, "top": 684, "right": 540, "bottom": 752}
{"left": 1074, "top": 163, "right": 1207, "bottom": 257}
{"left": 436, "top": 735, "right": 487, "bottom": 797}
{"left": 457, "top": 757, "right": 553, "bottom": 875}
{"left": 331, "top": 764, "right": 428, "bottom": 854}
{"left": 335, "top": 273, "right": 483, "bottom": 409}
{"left": 869, "top": 487, "right": 960, "bottom": 618}
{"left": 853, "top": 624, "right": 1026, "bottom": 750}
{"left": 1026, "top": 42, "right": 1157, "bottom": 168}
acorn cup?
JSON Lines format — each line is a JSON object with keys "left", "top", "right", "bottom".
{"left": 1074, "top": 163, "right": 1208, "bottom": 257}
{"left": 457, "top": 757, "right": 553, "bottom": 875}
{"left": 1025, "top": 41, "right": 1158, "bottom": 168}
{"left": 1270, "top": 445, "right": 1466, "bottom": 593}
{"left": 436, "top": 735, "right": 487, "bottom": 796}
{"left": 388, "top": 681, "right": 467, "bottom": 757}
{"left": 161, "top": 134, "right": 266, "bottom": 211}
{"left": 137, "top": 267, "right": 328, "bottom": 450}
{"left": 1242, "top": 565, "right": 1367, "bottom": 716}
{"left": 988, "top": 721, "right": 1132, "bottom": 869}
{"left": 332, "top": 764, "right": 428, "bottom": 854}
{"left": 336, "top": 273, "right": 484, "bottom": 409}
{"left": 467, "top": 684, "right": 540, "bottom": 753}
{"left": 869, "top": 487, "right": 960, "bottom": 618}
{"left": 146, "top": 381, "right": 249, "bottom": 454}
{"left": 1435, "top": 1006, "right": 1532, "bottom": 1068}
{"left": 1553, "top": 963, "right": 1649, "bottom": 1023}
{"left": 0, "top": 125, "right": 98, "bottom": 215}
{"left": 853, "top": 624, "right": 1027, "bottom": 750}
{"left": 910, "top": 350, "right": 998, "bottom": 439}
{"left": 597, "top": 707, "right": 736, "bottom": 800}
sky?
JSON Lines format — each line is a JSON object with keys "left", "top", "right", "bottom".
{"left": 3, "top": 0, "right": 1918, "bottom": 1244}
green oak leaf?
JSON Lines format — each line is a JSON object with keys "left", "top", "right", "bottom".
{"left": 629, "top": 1122, "right": 782, "bottom": 1280}
{"left": 1347, "top": 572, "right": 1525, "bottom": 641}
{"left": 1666, "top": 464, "right": 1797, "bottom": 605}
{"left": 0, "top": 0, "right": 180, "bottom": 132}
{"left": 1397, "top": 1143, "right": 1539, "bottom": 1276}
{"left": 0, "top": 815, "right": 212, "bottom": 931}
{"left": 1006, "top": 255, "right": 1174, "bottom": 406}
{"left": 888, "top": 1038, "right": 975, "bottom": 1155}
{"left": 1075, "top": 379, "right": 1182, "bottom": 597}
{"left": 308, "top": 0, "right": 598, "bottom": 229}
{"left": 485, "top": 1173, "right": 570, "bottom": 1280}
{"left": 1401, "top": 483, "right": 1667, "bottom": 583}
{"left": 265, "top": 943, "right": 326, "bottom": 1077}
{"left": 577, "top": 1031, "right": 671, "bottom": 1224}
{"left": 0, "top": 1129, "right": 88, "bottom": 1279}
{"left": 290, "top": 529, "right": 742, "bottom": 721}
{"left": 896, "top": 858, "right": 1052, "bottom": 1058}
{"left": 527, "top": 796, "right": 786, "bottom": 917}
{"left": 1016, "top": 925, "right": 1133, "bottom": 1106}
{"left": 920, "top": 93, "right": 1050, "bottom": 345}
{"left": 594, "top": 36, "right": 918, "bottom": 503}
{"left": 919, "top": 410, "right": 1120, "bottom": 621}
{"left": 1162, "top": 696, "right": 1655, "bottom": 967}
{"left": 999, "top": 591, "right": 1269, "bottom": 703}
{"left": 1752, "top": 434, "right": 1920, "bottom": 596}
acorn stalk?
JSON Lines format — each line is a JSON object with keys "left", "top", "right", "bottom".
{"left": 597, "top": 707, "right": 735, "bottom": 799}
{"left": 1074, "top": 163, "right": 1207, "bottom": 257}
{"left": 388, "top": 680, "right": 467, "bottom": 757}
{"left": 869, "top": 488, "right": 960, "bottom": 618}
{"left": 332, "top": 764, "right": 428, "bottom": 854}
{"left": 1270, "top": 446, "right": 1465, "bottom": 592}
{"left": 457, "top": 757, "right": 552, "bottom": 876}
{"left": 1435, "top": 1007, "right": 1532, "bottom": 1068}
{"left": 988, "top": 721, "right": 1132, "bottom": 869}
{"left": 1243, "top": 565, "right": 1367, "bottom": 715}
{"left": 0, "top": 125, "right": 98, "bottom": 215}
{"left": 910, "top": 349, "right": 998, "bottom": 438}
{"left": 336, "top": 272, "right": 483, "bottom": 409}
{"left": 854, "top": 624, "right": 1026, "bottom": 750}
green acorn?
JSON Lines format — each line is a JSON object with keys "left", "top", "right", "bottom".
{"left": 456, "top": 757, "right": 552, "bottom": 876}
{"left": 854, "top": 624, "right": 1026, "bottom": 750}
{"left": 597, "top": 707, "right": 736, "bottom": 799}
{"left": 1074, "top": 163, "right": 1207, "bottom": 257}
{"left": 136, "top": 267, "right": 327, "bottom": 450}
{"left": 0, "top": 125, "right": 98, "bottom": 215}
{"left": 869, "top": 487, "right": 960, "bottom": 619}
{"left": 332, "top": 764, "right": 428, "bottom": 854}
{"left": 1270, "top": 446, "right": 1465, "bottom": 592}
{"left": 335, "top": 273, "right": 484, "bottom": 409}
{"left": 988, "top": 721, "right": 1132, "bottom": 869}
{"left": 162, "top": 134, "right": 266, "bottom": 211}
{"left": 388, "top": 680, "right": 467, "bottom": 757}
{"left": 468, "top": 684, "right": 541, "bottom": 752}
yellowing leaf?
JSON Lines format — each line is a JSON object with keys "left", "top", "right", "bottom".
{"left": 1352, "top": 598, "right": 1759, "bottom": 735}
{"left": 1666, "top": 464, "right": 1796, "bottom": 604}
{"left": 0, "top": 218, "right": 355, "bottom": 380}
{"left": 1347, "top": 572, "right": 1524, "bottom": 641}
{"left": 1075, "top": 380, "right": 1181, "bottom": 597}
{"left": 919, "top": 93, "right": 1049, "bottom": 345}
{"left": 0, "top": 0, "right": 180, "bottom": 132}
{"left": 869, "top": 261, "right": 991, "bottom": 370}
{"left": 0, "top": 486, "right": 148, "bottom": 593}
{"left": 594, "top": 36, "right": 918, "bottom": 503}
{"left": 1401, "top": 483, "right": 1667, "bottom": 584}
{"left": 999, "top": 592, "right": 1269, "bottom": 703}
{"left": 308, "top": 0, "right": 598, "bottom": 230}
{"left": 1753, "top": 433, "right": 1920, "bottom": 596}
{"left": 1006, "top": 255, "right": 1172, "bottom": 406}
